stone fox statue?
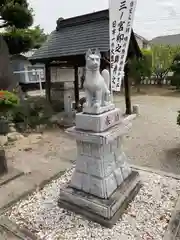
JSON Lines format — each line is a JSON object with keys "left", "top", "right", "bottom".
{"left": 84, "top": 48, "right": 110, "bottom": 109}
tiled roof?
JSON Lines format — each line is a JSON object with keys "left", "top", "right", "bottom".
{"left": 29, "top": 9, "right": 141, "bottom": 62}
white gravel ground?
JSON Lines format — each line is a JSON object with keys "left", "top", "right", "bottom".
{"left": 6, "top": 168, "right": 180, "bottom": 240}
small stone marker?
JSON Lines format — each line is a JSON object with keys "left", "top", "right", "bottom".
{"left": 58, "top": 48, "right": 141, "bottom": 228}
{"left": 132, "top": 104, "right": 140, "bottom": 115}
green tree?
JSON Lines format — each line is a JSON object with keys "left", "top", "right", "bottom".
{"left": 129, "top": 49, "right": 152, "bottom": 92}
{"left": 0, "top": 0, "right": 33, "bottom": 29}
{"left": 0, "top": 0, "right": 34, "bottom": 54}
{"left": 3, "top": 25, "right": 48, "bottom": 54}
{"left": 26, "top": 25, "right": 48, "bottom": 49}
{"left": 171, "top": 54, "right": 180, "bottom": 89}
{"left": 151, "top": 44, "right": 180, "bottom": 85}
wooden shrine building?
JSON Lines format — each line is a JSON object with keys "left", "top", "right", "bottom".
{"left": 29, "top": 9, "right": 142, "bottom": 114}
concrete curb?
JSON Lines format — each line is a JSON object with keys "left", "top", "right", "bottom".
{"left": 0, "top": 216, "right": 37, "bottom": 240}
{"left": 130, "top": 164, "right": 180, "bottom": 180}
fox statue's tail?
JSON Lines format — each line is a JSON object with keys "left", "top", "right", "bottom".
{"left": 101, "top": 69, "right": 110, "bottom": 90}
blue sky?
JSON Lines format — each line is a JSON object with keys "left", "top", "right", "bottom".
{"left": 28, "top": 0, "right": 180, "bottom": 40}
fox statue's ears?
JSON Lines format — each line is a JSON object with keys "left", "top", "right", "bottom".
{"left": 94, "top": 48, "right": 101, "bottom": 58}
{"left": 86, "top": 48, "right": 92, "bottom": 59}
{"left": 85, "top": 48, "right": 101, "bottom": 59}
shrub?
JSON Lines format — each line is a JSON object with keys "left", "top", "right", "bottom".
{"left": 10, "top": 98, "right": 54, "bottom": 131}
{"left": 0, "top": 90, "right": 19, "bottom": 115}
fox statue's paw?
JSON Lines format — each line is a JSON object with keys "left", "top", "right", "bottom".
{"left": 93, "top": 102, "right": 101, "bottom": 109}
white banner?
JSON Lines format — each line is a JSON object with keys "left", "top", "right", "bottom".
{"left": 109, "top": 0, "right": 137, "bottom": 91}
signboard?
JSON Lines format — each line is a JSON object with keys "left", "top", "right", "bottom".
{"left": 50, "top": 67, "right": 74, "bottom": 82}
{"left": 109, "top": 0, "right": 137, "bottom": 91}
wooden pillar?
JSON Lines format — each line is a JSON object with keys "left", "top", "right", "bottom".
{"left": 45, "top": 63, "right": 51, "bottom": 103}
{"left": 124, "top": 63, "right": 132, "bottom": 115}
{"left": 74, "top": 65, "right": 79, "bottom": 109}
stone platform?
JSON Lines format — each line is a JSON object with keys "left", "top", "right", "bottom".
{"left": 59, "top": 171, "right": 141, "bottom": 228}
{"left": 59, "top": 107, "right": 139, "bottom": 228}
{"left": 76, "top": 108, "right": 122, "bottom": 132}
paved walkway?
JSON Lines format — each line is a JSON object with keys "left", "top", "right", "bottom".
{"left": 0, "top": 131, "right": 74, "bottom": 213}
{"left": 114, "top": 95, "right": 180, "bottom": 175}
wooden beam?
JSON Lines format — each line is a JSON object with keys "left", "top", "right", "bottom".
{"left": 124, "top": 63, "right": 132, "bottom": 115}
{"left": 74, "top": 65, "right": 79, "bottom": 109}
{"left": 45, "top": 63, "right": 51, "bottom": 103}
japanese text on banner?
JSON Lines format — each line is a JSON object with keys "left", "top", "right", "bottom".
{"left": 109, "top": 0, "right": 137, "bottom": 91}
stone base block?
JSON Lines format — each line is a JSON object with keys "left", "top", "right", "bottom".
{"left": 59, "top": 171, "right": 141, "bottom": 228}
{"left": 76, "top": 108, "right": 122, "bottom": 132}
{"left": 83, "top": 103, "right": 115, "bottom": 115}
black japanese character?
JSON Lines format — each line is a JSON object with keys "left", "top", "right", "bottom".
{"left": 116, "top": 82, "right": 120, "bottom": 88}
{"left": 105, "top": 116, "right": 111, "bottom": 126}
{"left": 121, "top": 54, "right": 124, "bottom": 59}
{"left": 119, "top": 1, "right": 127, "bottom": 11}
{"left": 120, "top": 61, "right": 123, "bottom": 65}
{"left": 120, "top": 12, "right": 124, "bottom": 20}
{"left": 111, "top": 48, "right": 115, "bottom": 55}
{"left": 118, "top": 21, "right": 125, "bottom": 32}
{"left": 121, "top": 49, "right": 125, "bottom": 54}
{"left": 112, "top": 20, "right": 117, "bottom": 28}
{"left": 113, "top": 64, "right": 118, "bottom": 73}
{"left": 115, "top": 55, "right": 120, "bottom": 63}
{"left": 129, "top": 8, "right": 133, "bottom": 14}
{"left": 112, "top": 76, "right": 116, "bottom": 84}
{"left": 124, "top": 36, "right": 128, "bottom": 42}
{"left": 111, "top": 42, "right": 115, "bottom": 48}
{"left": 111, "top": 55, "right": 114, "bottom": 62}
{"left": 112, "top": 28, "right": 116, "bottom": 35}
{"left": 115, "top": 44, "right": 121, "bottom": 53}
{"left": 130, "top": 1, "right": 134, "bottom": 7}
{"left": 126, "top": 28, "right": 130, "bottom": 33}
{"left": 127, "top": 22, "right": 131, "bottom": 27}
{"left": 116, "top": 33, "right": 124, "bottom": 42}
{"left": 118, "top": 66, "right": 122, "bottom": 72}
{"left": 123, "top": 43, "right": 127, "bottom": 48}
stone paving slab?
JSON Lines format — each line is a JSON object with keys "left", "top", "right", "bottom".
{"left": 0, "top": 168, "right": 23, "bottom": 187}
{"left": 0, "top": 158, "right": 72, "bottom": 214}
{"left": 0, "top": 216, "right": 36, "bottom": 239}
{"left": 0, "top": 225, "right": 20, "bottom": 240}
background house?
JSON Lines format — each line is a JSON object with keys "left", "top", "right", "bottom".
{"left": 135, "top": 33, "right": 150, "bottom": 49}
{"left": 11, "top": 49, "right": 45, "bottom": 86}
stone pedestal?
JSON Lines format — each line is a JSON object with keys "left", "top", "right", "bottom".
{"left": 59, "top": 108, "right": 140, "bottom": 228}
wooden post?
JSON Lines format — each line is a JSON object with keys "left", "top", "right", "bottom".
{"left": 74, "top": 65, "right": 79, "bottom": 109}
{"left": 0, "top": 148, "right": 7, "bottom": 175}
{"left": 45, "top": 63, "right": 51, "bottom": 103}
{"left": 124, "top": 63, "right": 132, "bottom": 115}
